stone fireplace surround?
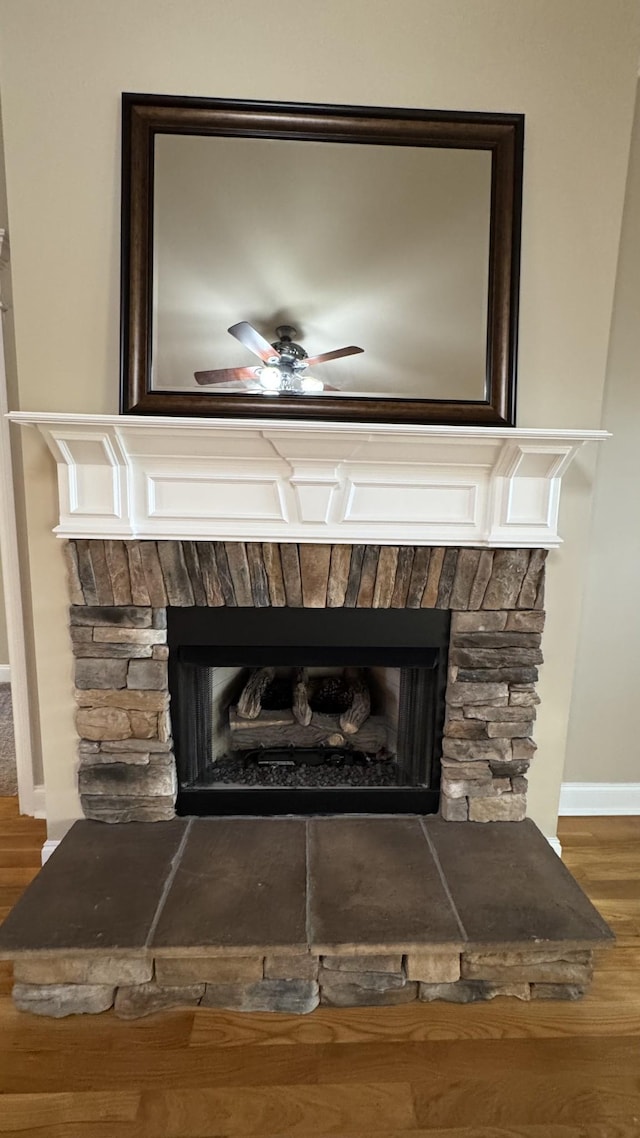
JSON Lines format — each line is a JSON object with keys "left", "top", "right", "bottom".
{"left": 66, "top": 538, "right": 546, "bottom": 826}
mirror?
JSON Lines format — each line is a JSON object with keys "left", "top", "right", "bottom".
{"left": 121, "top": 95, "right": 524, "bottom": 425}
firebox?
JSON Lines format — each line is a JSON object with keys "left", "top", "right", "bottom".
{"left": 168, "top": 607, "right": 449, "bottom": 815}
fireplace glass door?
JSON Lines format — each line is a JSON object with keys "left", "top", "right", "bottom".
{"left": 168, "top": 608, "right": 449, "bottom": 815}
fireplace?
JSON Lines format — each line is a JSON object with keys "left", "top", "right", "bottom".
{"left": 168, "top": 607, "right": 449, "bottom": 815}
{"left": 0, "top": 420, "right": 615, "bottom": 1018}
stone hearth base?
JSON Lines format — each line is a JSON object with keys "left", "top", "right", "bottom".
{"left": 0, "top": 816, "right": 612, "bottom": 1017}
{"left": 11, "top": 949, "right": 597, "bottom": 1018}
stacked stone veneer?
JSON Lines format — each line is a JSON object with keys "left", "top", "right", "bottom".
{"left": 12, "top": 945, "right": 592, "bottom": 1018}
{"left": 64, "top": 540, "right": 546, "bottom": 823}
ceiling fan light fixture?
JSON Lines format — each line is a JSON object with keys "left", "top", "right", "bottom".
{"left": 258, "top": 365, "right": 282, "bottom": 390}
{"left": 300, "top": 375, "right": 324, "bottom": 393}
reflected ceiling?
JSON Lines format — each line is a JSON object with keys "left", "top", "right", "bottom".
{"left": 152, "top": 134, "right": 492, "bottom": 400}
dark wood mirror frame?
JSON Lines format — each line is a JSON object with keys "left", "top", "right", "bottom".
{"left": 120, "top": 93, "right": 524, "bottom": 425}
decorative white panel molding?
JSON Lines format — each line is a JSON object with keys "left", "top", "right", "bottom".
{"left": 343, "top": 478, "right": 478, "bottom": 527}
{"left": 57, "top": 432, "right": 128, "bottom": 524}
{"left": 9, "top": 413, "right": 608, "bottom": 547}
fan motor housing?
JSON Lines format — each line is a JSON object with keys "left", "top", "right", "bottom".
{"left": 273, "top": 325, "right": 307, "bottom": 364}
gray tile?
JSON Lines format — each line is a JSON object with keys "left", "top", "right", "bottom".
{"left": 0, "top": 819, "right": 187, "bottom": 955}
{"left": 308, "top": 817, "right": 463, "bottom": 951}
{"left": 151, "top": 818, "right": 307, "bottom": 954}
{"left": 425, "top": 817, "right": 614, "bottom": 946}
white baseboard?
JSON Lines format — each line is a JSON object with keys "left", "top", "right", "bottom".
{"left": 31, "top": 784, "right": 46, "bottom": 819}
{"left": 0, "top": 664, "right": 10, "bottom": 683}
{"left": 545, "top": 835, "right": 563, "bottom": 856}
{"left": 41, "top": 838, "right": 60, "bottom": 865}
{"left": 559, "top": 782, "right": 640, "bottom": 816}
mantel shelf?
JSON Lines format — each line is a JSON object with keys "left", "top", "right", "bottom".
{"left": 9, "top": 412, "right": 609, "bottom": 548}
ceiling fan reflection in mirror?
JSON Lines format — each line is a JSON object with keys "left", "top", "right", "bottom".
{"left": 194, "top": 322, "right": 364, "bottom": 394}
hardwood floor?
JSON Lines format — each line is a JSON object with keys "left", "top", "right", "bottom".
{"left": 0, "top": 797, "right": 638, "bottom": 1137}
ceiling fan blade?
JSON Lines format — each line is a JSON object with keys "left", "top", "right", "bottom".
{"left": 228, "top": 321, "right": 280, "bottom": 363}
{"left": 194, "top": 366, "right": 260, "bottom": 386}
{"left": 303, "top": 345, "right": 364, "bottom": 367}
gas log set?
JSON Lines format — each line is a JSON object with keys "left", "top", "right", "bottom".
{"left": 228, "top": 667, "right": 389, "bottom": 769}
{"left": 233, "top": 664, "right": 380, "bottom": 751}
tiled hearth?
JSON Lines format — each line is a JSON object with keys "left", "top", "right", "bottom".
{"left": 66, "top": 539, "right": 546, "bottom": 825}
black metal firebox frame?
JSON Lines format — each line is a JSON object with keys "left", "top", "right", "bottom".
{"left": 168, "top": 608, "right": 449, "bottom": 816}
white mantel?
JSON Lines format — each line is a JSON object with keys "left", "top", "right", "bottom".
{"left": 10, "top": 412, "right": 608, "bottom": 548}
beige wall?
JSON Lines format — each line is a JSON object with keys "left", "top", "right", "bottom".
{"left": 0, "top": 0, "right": 638, "bottom": 838}
{"left": 0, "top": 558, "right": 7, "bottom": 666}
{"left": 0, "top": 98, "right": 9, "bottom": 668}
{"left": 564, "top": 82, "right": 640, "bottom": 785}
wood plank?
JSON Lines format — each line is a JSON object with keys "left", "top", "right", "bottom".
{"left": 412, "top": 1068, "right": 640, "bottom": 1128}
{"left": 0, "top": 797, "right": 21, "bottom": 818}
{"left": 0, "top": 1004, "right": 196, "bottom": 1052}
{"left": 559, "top": 816, "right": 640, "bottom": 840}
{"left": 0, "top": 1042, "right": 321, "bottom": 1093}
{"left": 315, "top": 1034, "right": 640, "bottom": 1084}
{"left": 0, "top": 1124, "right": 636, "bottom": 1138}
{"left": 0, "top": 835, "right": 44, "bottom": 854}
{"left": 0, "top": 849, "right": 42, "bottom": 869}
{"left": 0, "top": 1090, "right": 140, "bottom": 1133}
{"left": 0, "top": 959, "right": 13, "bottom": 996}
{"left": 0, "top": 818, "right": 47, "bottom": 837}
{"left": 136, "top": 1082, "right": 417, "bottom": 1136}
